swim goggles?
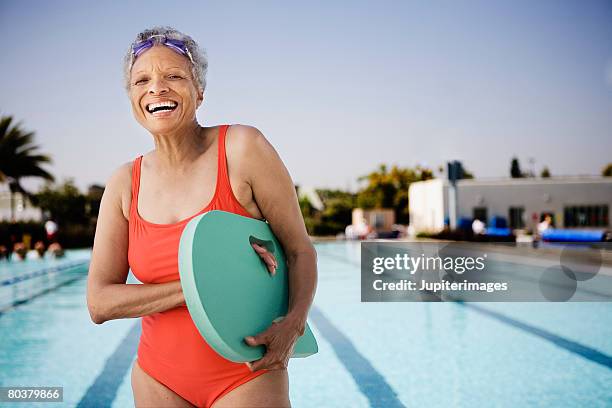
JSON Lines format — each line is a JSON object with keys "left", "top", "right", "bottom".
{"left": 131, "top": 34, "right": 195, "bottom": 65}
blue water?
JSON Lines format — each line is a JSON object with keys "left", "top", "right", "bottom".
{"left": 0, "top": 242, "right": 611, "bottom": 407}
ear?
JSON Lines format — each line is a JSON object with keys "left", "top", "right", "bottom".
{"left": 196, "top": 88, "right": 204, "bottom": 108}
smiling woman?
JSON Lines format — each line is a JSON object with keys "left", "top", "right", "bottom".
{"left": 125, "top": 33, "right": 205, "bottom": 136}
{"left": 122, "top": 28, "right": 208, "bottom": 93}
{"left": 86, "top": 26, "right": 317, "bottom": 408}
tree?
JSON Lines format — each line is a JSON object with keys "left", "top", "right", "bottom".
{"left": 540, "top": 166, "right": 551, "bottom": 178}
{"left": 603, "top": 163, "right": 612, "bottom": 177}
{"left": 510, "top": 157, "right": 524, "bottom": 178}
{"left": 356, "top": 164, "right": 434, "bottom": 224}
{"left": 0, "top": 115, "right": 54, "bottom": 220}
{"left": 319, "top": 190, "right": 355, "bottom": 224}
{"left": 313, "top": 189, "right": 356, "bottom": 236}
{"left": 356, "top": 164, "right": 397, "bottom": 209}
{"left": 86, "top": 184, "right": 105, "bottom": 220}
{"left": 34, "top": 179, "right": 87, "bottom": 226}
{"left": 462, "top": 167, "right": 475, "bottom": 179}
{"left": 297, "top": 189, "right": 356, "bottom": 236}
{"left": 298, "top": 195, "right": 317, "bottom": 234}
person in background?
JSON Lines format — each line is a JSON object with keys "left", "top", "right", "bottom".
{"left": 356, "top": 217, "right": 372, "bottom": 239}
{"left": 0, "top": 245, "right": 8, "bottom": 260}
{"left": 472, "top": 218, "right": 486, "bottom": 235}
{"left": 45, "top": 218, "right": 59, "bottom": 243}
{"left": 35, "top": 241, "right": 46, "bottom": 258}
{"left": 8, "top": 220, "right": 21, "bottom": 257}
{"left": 533, "top": 214, "right": 554, "bottom": 247}
{"left": 12, "top": 242, "right": 27, "bottom": 261}
{"left": 27, "top": 241, "right": 47, "bottom": 260}
{"left": 537, "top": 214, "right": 553, "bottom": 236}
{"left": 47, "top": 242, "right": 65, "bottom": 258}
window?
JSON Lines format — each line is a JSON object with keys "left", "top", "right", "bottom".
{"left": 564, "top": 205, "right": 609, "bottom": 227}
{"left": 473, "top": 207, "right": 487, "bottom": 224}
{"left": 509, "top": 207, "right": 525, "bottom": 229}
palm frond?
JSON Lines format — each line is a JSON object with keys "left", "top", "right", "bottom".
{"left": 0, "top": 115, "right": 55, "bottom": 219}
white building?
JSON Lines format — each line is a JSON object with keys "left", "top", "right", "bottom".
{"left": 0, "top": 183, "right": 43, "bottom": 222}
{"left": 409, "top": 176, "right": 612, "bottom": 233}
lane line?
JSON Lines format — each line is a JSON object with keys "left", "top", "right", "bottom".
{"left": 458, "top": 301, "right": 612, "bottom": 370}
{"left": 310, "top": 305, "right": 406, "bottom": 408}
{"left": 77, "top": 321, "right": 141, "bottom": 408}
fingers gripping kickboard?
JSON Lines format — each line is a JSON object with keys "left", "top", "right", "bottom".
{"left": 178, "top": 210, "right": 318, "bottom": 363}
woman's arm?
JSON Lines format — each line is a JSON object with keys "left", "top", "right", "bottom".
{"left": 86, "top": 162, "right": 184, "bottom": 324}
{"left": 233, "top": 125, "right": 318, "bottom": 370}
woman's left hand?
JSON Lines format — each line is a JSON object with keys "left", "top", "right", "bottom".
{"left": 243, "top": 315, "right": 305, "bottom": 371}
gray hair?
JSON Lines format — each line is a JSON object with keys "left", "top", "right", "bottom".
{"left": 123, "top": 26, "right": 208, "bottom": 93}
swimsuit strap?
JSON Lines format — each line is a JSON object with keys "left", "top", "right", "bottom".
{"left": 130, "top": 155, "right": 144, "bottom": 218}
{"left": 215, "top": 123, "right": 255, "bottom": 218}
{"left": 216, "top": 124, "right": 235, "bottom": 199}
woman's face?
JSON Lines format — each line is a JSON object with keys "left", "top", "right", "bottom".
{"left": 128, "top": 44, "right": 203, "bottom": 134}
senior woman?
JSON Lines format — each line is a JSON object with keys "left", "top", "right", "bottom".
{"left": 86, "top": 26, "right": 317, "bottom": 408}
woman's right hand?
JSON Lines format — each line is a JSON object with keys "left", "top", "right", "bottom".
{"left": 251, "top": 243, "right": 278, "bottom": 275}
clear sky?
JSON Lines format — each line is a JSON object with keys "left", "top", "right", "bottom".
{"left": 1, "top": 0, "right": 611, "bottom": 193}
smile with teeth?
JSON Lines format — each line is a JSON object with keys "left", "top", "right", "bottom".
{"left": 146, "top": 101, "right": 178, "bottom": 114}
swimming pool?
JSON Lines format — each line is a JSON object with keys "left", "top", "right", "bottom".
{"left": 0, "top": 242, "right": 610, "bottom": 407}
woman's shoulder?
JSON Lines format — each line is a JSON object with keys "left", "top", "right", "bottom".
{"left": 226, "top": 124, "right": 274, "bottom": 156}
{"left": 104, "top": 161, "right": 132, "bottom": 194}
{"left": 225, "top": 124, "right": 282, "bottom": 184}
{"left": 227, "top": 123, "right": 265, "bottom": 141}
{"left": 104, "top": 159, "right": 138, "bottom": 221}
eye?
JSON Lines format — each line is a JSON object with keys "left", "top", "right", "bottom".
{"left": 169, "top": 74, "right": 183, "bottom": 79}
{"left": 134, "top": 78, "right": 148, "bottom": 85}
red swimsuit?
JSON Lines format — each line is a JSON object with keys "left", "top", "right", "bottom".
{"left": 128, "top": 124, "right": 268, "bottom": 407}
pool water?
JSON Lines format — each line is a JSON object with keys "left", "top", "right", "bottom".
{"left": 0, "top": 242, "right": 611, "bottom": 407}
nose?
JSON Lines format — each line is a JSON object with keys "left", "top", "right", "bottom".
{"left": 148, "top": 77, "right": 169, "bottom": 95}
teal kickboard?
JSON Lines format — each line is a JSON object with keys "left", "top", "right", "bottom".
{"left": 178, "top": 210, "right": 318, "bottom": 363}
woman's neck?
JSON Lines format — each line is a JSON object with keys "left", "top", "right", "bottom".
{"left": 151, "top": 122, "right": 212, "bottom": 174}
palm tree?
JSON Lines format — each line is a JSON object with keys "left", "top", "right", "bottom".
{"left": 0, "top": 115, "right": 54, "bottom": 220}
